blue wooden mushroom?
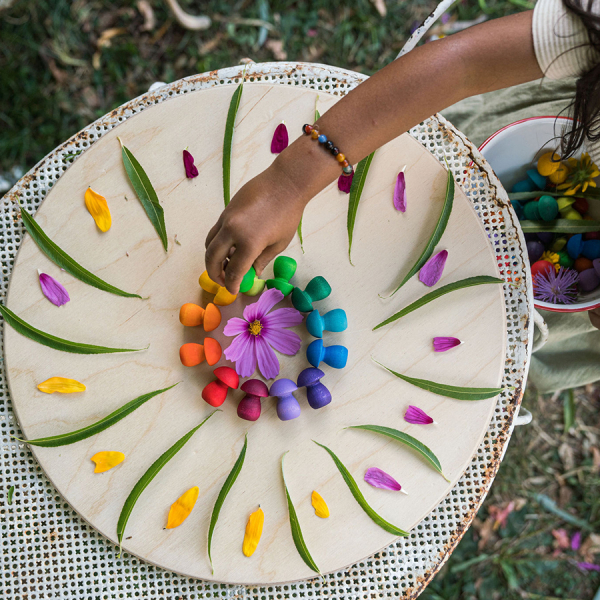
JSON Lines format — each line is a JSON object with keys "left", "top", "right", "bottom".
{"left": 306, "top": 339, "right": 348, "bottom": 369}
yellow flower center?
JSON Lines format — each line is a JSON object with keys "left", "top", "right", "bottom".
{"left": 248, "top": 320, "right": 263, "bottom": 336}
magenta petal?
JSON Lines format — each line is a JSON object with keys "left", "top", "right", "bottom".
{"left": 39, "top": 273, "right": 70, "bottom": 306}
{"left": 364, "top": 467, "right": 402, "bottom": 491}
{"left": 418, "top": 249, "right": 448, "bottom": 287}
{"left": 578, "top": 562, "right": 600, "bottom": 572}
{"left": 255, "top": 336, "right": 280, "bottom": 379}
{"left": 338, "top": 172, "right": 353, "bottom": 194}
{"left": 223, "top": 317, "right": 249, "bottom": 337}
{"left": 261, "top": 307, "right": 303, "bottom": 329}
{"left": 183, "top": 149, "right": 198, "bottom": 178}
{"left": 404, "top": 405, "right": 434, "bottom": 425}
{"left": 433, "top": 336, "right": 462, "bottom": 352}
{"left": 243, "top": 288, "right": 283, "bottom": 322}
{"left": 262, "top": 327, "right": 301, "bottom": 355}
{"left": 271, "top": 123, "right": 289, "bottom": 154}
{"left": 571, "top": 531, "right": 582, "bottom": 551}
{"left": 393, "top": 169, "right": 407, "bottom": 212}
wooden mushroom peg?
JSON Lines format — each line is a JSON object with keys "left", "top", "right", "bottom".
{"left": 266, "top": 256, "right": 297, "bottom": 296}
{"left": 202, "top": 366, "right": 239, "bottom": 407}
{"left": 269, "top": 378, "right": 300, "bottom": 421}
{"left": 297, "top": 367, "right": 331, "bottom": 409}
{"left": 179, "top": 338, "right": 222, "bottom": 366}
{"left": 291, "top": 276, "right": 332, "bottom": 312}
{"left": 305, "top": 308, "right": 347, "bottom": 338}
{"left": 306, "top": 339, "right": 348, "bottom": 369}
{"left": 237, "top": 379, "right": 269, "bottom": 421}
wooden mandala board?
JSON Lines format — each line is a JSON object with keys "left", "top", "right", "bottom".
{"left": 5, "top": 83, "right": 506, "bottom": 584}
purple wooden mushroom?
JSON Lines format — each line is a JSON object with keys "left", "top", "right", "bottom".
{"left": 297, "top": 367, "right": 331, "bottom": 409}
{"left": 269, "top": 378, "right": 300, "bottom": 421}
{"left": 238, "top": 379, "right": 269, "bottom": 421}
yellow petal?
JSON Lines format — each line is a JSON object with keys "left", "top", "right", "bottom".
{"left": 166, "top": 486, "right": 199, "bottom": 529}
{"left": 591, "top": 170, "right": 600, "bottom": 178}
{"left": 85, "top": 187, "right": 112, "bottom": 232}
{"left": 37, "top": 377, "right": 86, "bottom": 394}
{"left": 242, "top": 507, "right": 264, "bottom": 557}
{"left": 91, "top": 451, "right": 125, "bottom": 473}
{"left": 311, "top": 490, "right": 330, "bottom": 519}
{"left": 583, "top": 181, "right": 589, "bottom": 192}
{"left": 589, "top": 180, "right": 597, "bottom": 188}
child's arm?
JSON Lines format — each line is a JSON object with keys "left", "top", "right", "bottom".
{"left": 206, "top": 10, "right": 542, "bottom": 293}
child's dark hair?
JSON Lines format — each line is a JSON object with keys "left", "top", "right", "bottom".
{"left": 561, "top": 0, "right": 600, "bottom": 156}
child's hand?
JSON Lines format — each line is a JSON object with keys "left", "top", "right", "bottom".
{"left": 590, "top": 307, "right": 600, "bottom": 330}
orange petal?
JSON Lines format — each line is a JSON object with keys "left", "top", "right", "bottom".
{"left": 179, "top": 303, "right": 204, "bottom": 327}
{"left": 242, "top": 507, "right": 264, "bottom": 557}
{"left": 311, "top": 490, "right": 330, "bottom": 518}
{"left": 204, "top": 337, "right": 222, "bottom": 366}
{"left": 166, "top": 486, "right": 199, "bottom": 529}
{"left": 203, "top": 303, "right": 222, "bottom": 332}
{"left": 179, "top": 343, "right": 205, "bottom": 367}
{"left": 91, "top": 451, "right": 125, "bottom": 473}
{"left": 84, "top": 188, "right": 112, "bottom": 232}
{"left": 37, "top": 377, "right": 86, "bottom": 394}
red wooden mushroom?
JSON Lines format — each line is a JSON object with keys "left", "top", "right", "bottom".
{"left": 237, "top": 379, "right": 269, "bottom": 421}
{"left": 202, "top": 366, "right": 239, "bottom": 407}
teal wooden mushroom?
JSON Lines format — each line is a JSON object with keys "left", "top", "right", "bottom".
{"left": 291, "top": 276, "right": 332, "bottom": 312}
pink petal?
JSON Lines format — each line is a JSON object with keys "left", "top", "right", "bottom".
{"left": 262, "top": 327, "right": 301, "bottom": 355}
{"left": 404, "top": 405, "right": 434, "bottom": 425}
{"left": 261, "top": 307, "right": 303, "bottom": 329}
{"left": 393, "top": 169, "right": 407, "bottom": 212}
{"left": 39, "top": 273, "right": 70, "bottom": 307}
{"left": 224, "top": 331, "right": 252, "bottom": 362}
{"left": 433, "top": 336, "right": 462, "bottom": 352}
{"left": 230, "top": 335, "right": 258, "bottom": 377}
{"left": 571, "top": 531, "right": 582, "bottom": 551}
{"left": 255, "top": 336, "right": 280, "bottom": 379}
{"left": 223, "top": 317, "right": 248, "bottom": 336}
{"left": 243, "top": 288, "right": 283, "bottom": 322}
{"left": 183, "top": 150, "right": 198, "bottom": 178}
{"left": 338, "top": 172, "right": 353, "bottom": 194}
{"left": 418, "top": 249, "right": 448, "bottom": 287}
{"left": 270, "top": 123, "right": 289, "bottom": 154}
{"left": 364, "top": 467, "right": 402, "bottom": 491}
{"left": 578, "top": 562, "right": 600, "bottom": 572}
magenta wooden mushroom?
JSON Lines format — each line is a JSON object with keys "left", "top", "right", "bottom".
{"left": 238, "top": 379, "right": 269, "bottom": 421}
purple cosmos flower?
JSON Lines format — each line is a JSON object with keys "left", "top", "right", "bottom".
{"left": 393, "top": 167, "right": 407, "bottom": 212}
{"left": 533, "top": 267, "right": 579, "bottom": 304}
{"left": 38, "top": 272, "right": 70, "bottom": 306}
{"left": 338, "top": 172, "right": 353, "bottom": 194}
{"left": 223, "top": 288, "right": 303, "bottom": 379}
{"left": 404, "top": 405, "right": 435, "bottom": 425}
{"left": 433, "top": 336, "right": 462, "bottom": 352}
{"left": 271, "top": 123, "right": 289, "bottom": 153}
{"left": 183, "top": 149, "right": 198, "bottom": 178}
{"left": 364, "top": 467, "right": 405, "bottom": 492}
{"left": 571, "top": 531, "right": 582, "bottom": 551}
{"left": 419, "top": 249, "right": 448, "bottom": 287}
{"left": 577, "top": 562, "right": 600, "bottom": 572}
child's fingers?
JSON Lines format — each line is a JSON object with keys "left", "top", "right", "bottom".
{"left": 223, "top": 243, "right": 260, "bottom": 294}
{"left": 205, "top": 221, "right": 221, "bottom": 249}
{"left": 253, "top": 243, "right": 284, "bottom": 277}
{"left": 205, "top": 230, "right": 234, "bottom": 286}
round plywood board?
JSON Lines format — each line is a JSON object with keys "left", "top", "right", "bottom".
{"left": 5, "top": 83, "right": 506, "bottom": 585}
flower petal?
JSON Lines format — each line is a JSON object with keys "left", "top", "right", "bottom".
{"left": 233, "top": 335, "right": 258, "bottom": 377}
{"left": 255, "top": 336, "right": 280, "bottom": 379}
{"left": 571, "top": 531, "right": 582, "bottom": 551}
{"left": 404, "top": 405, "right": 434, "bottom": 425}
{"left": 393, "top": 168, "right": 407, "bottom": 212}
{"left": 243, "top": 288, "right": 283, "bottom": 322}
{"left": 91, "top": 451, "right": 125, "bottom": 473}
{"left": 364, "top": 467, "right": 402, "bottom": 491}
{"left": 578, "top": 562, "right": 600, "bottom": 572}
{"left": 84, "top": 187, "right": 112, "bottom": 232}
{"left": 39, "top": 272, "right": 70, "bottom": 306}
{"left": 338, "top": 172, "right": 353, "bottom": 194}
{"left": 223, "top": 317, "right": 248, "bottom": 336}
{"left": 37, "top": 377, "right": 86, "bottom": 394}
{"left": 270, "top": 123, "right": 289, "bottom": 153}
{"left": 261, "top": 307, "right": 303, "bottom": 329}
{"left": 433, "top": 336, "right": 462, "bottom": 352}
{"left": 262, "top": 327, "right": 302, "bottom": 355}
{"left": 166, "top": 486, "right": 199, "bottom": 528}
{"left": 224, "top": 331, "right": 251, "bottom": 362}
{"left": 418, "top": 249, "right": 448, "bottom": 287}
{"left": 183, "top": 149, "right": 199, "bottom": 178}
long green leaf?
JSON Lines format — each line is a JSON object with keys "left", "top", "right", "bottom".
{"left": 564, "top": 389, "right": 575, "bottom": 433}
{"left": 7, "top": 485, "right": 14, "bottom": 505}
{"left": 297, "top": 217, "right": 304, "bottom": 253}
{"left": 0, "top": 304, "right": 147, "bottom": 354}
{"left": 20, "top": 207, "right": 141, "bottom": 299}
{"left": 348, "top": 152, "right": 375, "bottom": 265}
{"left": 373, "top": 275, "right": 503, "bottom": 330}
{"left": 281, "top": 452, "right": 321, "bottom": 574}
{"left": 384, "top": 165, "right": 455, "bottom": 297}
{"left": 117, "top": 409, "right": 218, "bottom": 550}
{"left": 346, "top": 425, "right": 449, "bottom": 481}
{"left": 509, "top": 190, "right": 600, "bottom": 201}
{"left": 519, "top": 219, "right": 600, "bottom": 233}
{"left": 17, "top": 384, "right": 178, "bottom": 447}
{"left": 374, "top": 359, "right": 504, "bottom": 401}
{"left": 314, "top": 441, "right": 409, "bottom": 537}
{"left": 208, "top": 433, "right": 247, "bottom": 574}
{"left": 119, "top": 139, "right": 168, "bottom": 252}
{"left": 223, "top": 83, "right": 243, "bottom": 207}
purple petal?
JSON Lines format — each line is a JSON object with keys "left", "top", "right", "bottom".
{"left": 364, "top": 467, "right": 402, "bottom": 491}
{"left": 183, "top": 150, "right": 198, "bottom": 179}
{"left": 255, "top": 336, "right": 280, "bottom": 379}
{"left": 571, "top": 531, "right": 582, "bottom": 551}
{"left": 262, "top": 327, "right": 302, "bottom": 355}
{"left": 243, "top": 288, "right": 283, "bottom": 322}
{"left": 223, "top": 317, "right": 248, "bottom": 336}
{"left": 229, "top": 335, "right": 257, "bottom": 377}
{"left": 577, "top": 562, "right": 600, "bottom": 572}
{"left": 224, "top": 331, "right": 252, "bottom": 362}
{"left": 261, "top": 307, "right": 303, "bottom": 329}
{"left": 404, "top": 405, "right": 434, "bottom": 425}
{"left": 338, "top": 172, "right": 353, "bottom": 194}
{"left": 270, "top": 123, "right": 289, "bottom": 154}
{"left": 39, "top": 273, "right": 70, "bottom": 307}
{"left": 433, "top": 336, "right": 462, "bottom": 352}
{"left": 418, "top": 249, "right": 448, "bottom": 287}
{"left": 393, "top": 169, "right": 407, "bottom": 212}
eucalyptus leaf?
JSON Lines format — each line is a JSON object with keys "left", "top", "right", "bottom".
{"left": 223, "top": 83, "right": 243, "bottom": 207}
{"left": 348, "top": 152, "right": 375, "bottom": 265}
{"left": 520, "top": 219, "right": 600, "bottom": 233}
{"left": 17, "top": 384, "right": 178, "bottom": 447}
{"left": 0, "top": 304, "right": 147, "bottom": 355}
{"left": 117, "top": 409, "right": 218, "bottom": 550}
{"left": 314, "top": 441, "right": 409, "bottom": 537}
{"left": 373, "top": 359, "right": 504, "bottom": 401}
{"left": 297, "top": 217, "right": 305, "bottom": 253}
{"left": 208, "top": 434, "right": 247, "bottom": 574}
{"left": 7, "top": 485, "right": 14, "bottom": 505}
{"left": 20, "top": 207, "right": 142, "bottom": 298}
{"left": 346, "top": 425, "right": 449, "bottom": 481}
{"left": 281, "top": 452, "right": 321, "bottom": 574}
{"left": 373, "top": 275, "right": 503, "bottom": 330}
{"left": 383, "top": 165, "right": 454, "bottom": 297}
{"left": 119, "top": 139, "right": 168, "bottom": 252}
{"left": 564, "top": 389, "right": 575, "bottom": 433}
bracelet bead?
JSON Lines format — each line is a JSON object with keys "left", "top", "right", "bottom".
{"left": 343, "top": 165, "right": 353, "bottom": 174}
{"left": 317, "top": 134, "right": 327, "bottom": 143}
{"left": 311, "top": 130, "right": 319, "bottom": 139}
{"left": 331, "top": 147, "right": 339, "bottom": 156}
{"left": 302, "top": 124, "right": 313, "bottom": 134}
{"left": 325, "top": 140, "right": 334, "bottom": 151}
{"left": 302, "top": 124, "right": 351, "bottom": 178}
{"left": 341, "top": 159, "right": 349, "bottom": 168}
{"left": 336, "top": 153, "right": 346, "bottom": 163}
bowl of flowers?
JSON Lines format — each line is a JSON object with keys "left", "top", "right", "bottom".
{"left": 480, "top": 116, "right": 600, "bottom": 312}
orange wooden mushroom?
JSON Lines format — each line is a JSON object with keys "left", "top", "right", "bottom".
{"left": 204, "top": 337, "right": 222, "bottom": 366}
{"left": 179, "top": 338, "right": 222, "bottom": 367}
{"left": 179, "top": 303, "right": 205, "bottom": 327}
{"left": 203, "top": 303, "right": 221, "bottom": 332}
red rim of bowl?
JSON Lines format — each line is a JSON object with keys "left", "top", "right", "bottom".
{"left": 479, "top": 115, "right": 600, "bottom": 313}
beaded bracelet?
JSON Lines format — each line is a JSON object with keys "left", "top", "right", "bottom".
{"left": 302, "top": 124, "right": 354, "bottom": 176}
